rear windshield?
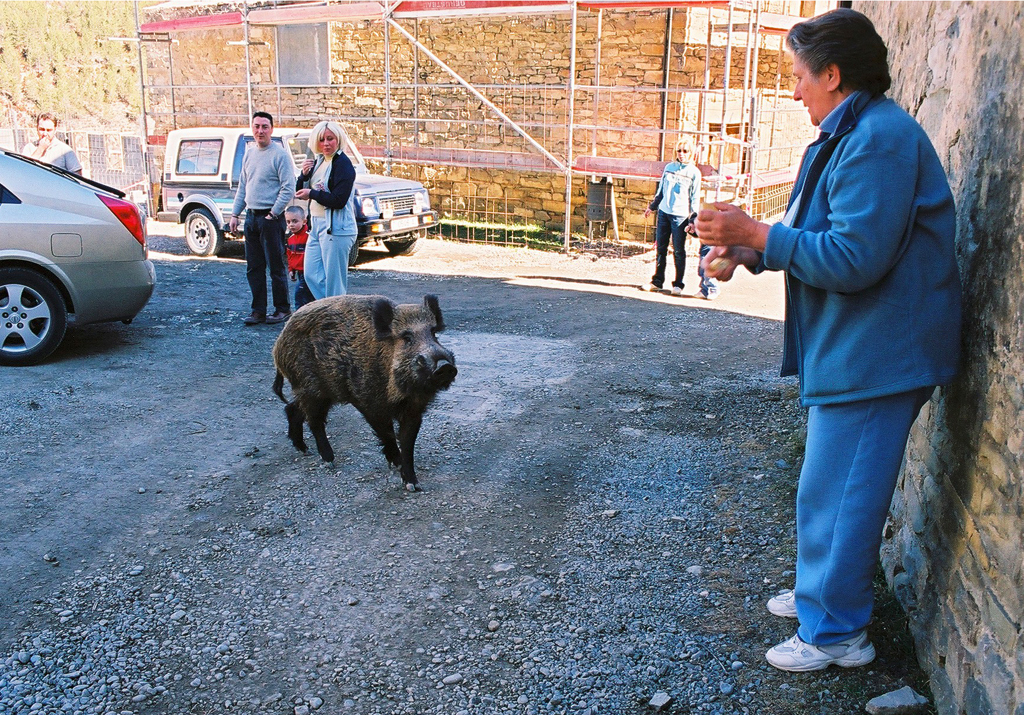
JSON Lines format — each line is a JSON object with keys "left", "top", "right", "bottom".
{"left": 176, "top": 139, "right": 223, "bottom": 175}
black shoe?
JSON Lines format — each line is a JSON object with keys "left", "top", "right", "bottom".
{"left": 266, "top": 310, "right": 292, "bottom": 324}
{"left": 243, "top": 312, "right": 266, "bottom": 325}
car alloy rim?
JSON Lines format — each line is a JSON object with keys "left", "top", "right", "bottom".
{"left": 0, "top": 283, "right": 52, "bottom": 354}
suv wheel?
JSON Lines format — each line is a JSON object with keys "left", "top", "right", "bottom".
{"left": 184, "top": 208, "right": 224, "bottom": 256}
{"left": 0, "top": 268, "right": 68, "bottom": 366}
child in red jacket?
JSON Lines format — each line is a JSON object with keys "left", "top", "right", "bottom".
{"left": 284, "top": 206, "right": 314, "bottom": 309}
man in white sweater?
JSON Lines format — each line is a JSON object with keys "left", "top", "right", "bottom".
{"left": 230, "top": 111, "right": 296, "bottom": 325}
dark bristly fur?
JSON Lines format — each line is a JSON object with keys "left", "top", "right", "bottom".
{"left": 272, "top": 294, "right": 457, "bottom": 491}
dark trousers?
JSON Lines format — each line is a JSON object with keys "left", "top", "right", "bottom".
{"left": 652, "top": 210, "right": 689, "bottom": 290}
{"left": 293, "top": 271, "right": 314, "bottom": 310}
{"left": 244, "top": 212, "right": 290, "bottom": 315}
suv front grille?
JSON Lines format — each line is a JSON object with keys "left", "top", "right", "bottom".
{"left": 381, "top": 195, "right": 415, "bottom": 216}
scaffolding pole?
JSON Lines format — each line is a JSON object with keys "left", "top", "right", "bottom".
{"left": 384, "top": 2, "right": 394, "bottom": 175}
{"left": 563, "top": 0, "right": 578, "bottom": 251}
{"left": 243, "top": 11, "right": 253, "bottom": 119}
{"left": 716, "top": 0, "right": 735, "bottom": 202}
{"left": 658, "top": 8, "right": 673, "bottom": 160}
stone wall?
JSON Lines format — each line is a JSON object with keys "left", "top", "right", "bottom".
{"left": 143, "top": 5, "right": 811, "bottom": 241}
{"left": 856, "top": 3, "right": 1024, "bottom": 714}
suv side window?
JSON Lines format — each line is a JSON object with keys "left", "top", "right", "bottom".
{"left": 176, "top": 139, "right": 222, "bottom": 175}
{"left": 232, "top": 136, "right": 286, "bottom": 183}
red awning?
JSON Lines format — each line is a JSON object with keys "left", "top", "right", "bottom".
{"left": 140, "top": 11, "right": 243, "bottom": 33}
{"left": 249, "top": 2, "right": 384, "bottom": 25}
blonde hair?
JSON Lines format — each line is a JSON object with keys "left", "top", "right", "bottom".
{"left": 310, "top": 120, "right": 345, "bottom": 157}
{"left": 674, "top": 136, "right": 695, "bottom": 154}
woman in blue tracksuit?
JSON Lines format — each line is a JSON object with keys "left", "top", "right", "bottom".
{"left": 296, "top": 120, "right": 358, "bottom": 298}
{"left": 696, "top": 9, "right": 962, "bottom": 672}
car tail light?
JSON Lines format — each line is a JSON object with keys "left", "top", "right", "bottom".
{"left": 98, "top": 194, "right": 146, "bottom": 247}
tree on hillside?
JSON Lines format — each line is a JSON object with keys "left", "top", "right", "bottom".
{"left": 0, "top": 1, "right": 140, "bottom": 128}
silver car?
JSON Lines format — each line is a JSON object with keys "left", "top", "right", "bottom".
{"left": 0, "top": 150, "right": 156, "bottom": 366}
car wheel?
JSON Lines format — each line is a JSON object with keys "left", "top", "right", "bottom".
{"left": 0, "top": 268, "right": 68, "bottom": 366}
{"left": 184, "top": 208, "right": 224, "bottom": 256}
{"left": 383, "top": 235, "right": 420, "bottom": 256}
{"left": 348, "top": 238, "right": 360, "bottom": 267}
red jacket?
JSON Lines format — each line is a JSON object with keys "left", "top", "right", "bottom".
{"left": 286, "top": 228, "right": 308, "bottom": 272}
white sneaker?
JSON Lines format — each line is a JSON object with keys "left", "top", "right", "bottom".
{"left": 766, "top": 631, "right": 876, "bottom": 672}
{"left": 641, "top": 283, "right": 660, "bottom": 292}
{"left": 671, "top": 286, "right": 683, "bottom": 296}
{"left": 767, "top": 589, "right": 798, "bottom": 618}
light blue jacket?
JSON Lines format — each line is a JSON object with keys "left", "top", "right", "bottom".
{"left": 649, "top": 161, "right": 702, "bottom": 217}
{"left": 762, "top": 92, "right": 962, "bottom": 406}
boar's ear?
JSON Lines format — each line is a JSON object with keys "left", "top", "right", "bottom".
{"left": 371, "top": 298, "right": 395, "bottom": 339}
{"left": 423, "top": 294, "right": 445, "bottom": 331}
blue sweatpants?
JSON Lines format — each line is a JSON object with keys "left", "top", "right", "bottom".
{"left": 304, "top": 216, "right": 357, "bottom": 299}
{"left": 794, "top": 386, "right": 933, "bottom": 645}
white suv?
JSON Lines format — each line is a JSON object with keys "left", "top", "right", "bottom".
{"left": 156, "top": 126, "right": 437, "bottom": 260}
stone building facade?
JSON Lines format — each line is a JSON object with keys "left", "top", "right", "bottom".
{"left": 142, "top": 2, "right": 818, "bottom": 244}
{"left": 855, "top": 3, "right": 1024, "bottom": 714}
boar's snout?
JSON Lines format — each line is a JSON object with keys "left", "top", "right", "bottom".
{"left": 433, "top": 358, "right": 457, "bottom": 388}
{"left": 412, "top": 350, "right": 457, "bottom": 388}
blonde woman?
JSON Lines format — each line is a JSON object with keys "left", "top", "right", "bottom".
{"left": 643, "top": 136, "right": 708, "bottom": 297}
{"left": 295, "top": 120, "right": 357, "bottom": 298}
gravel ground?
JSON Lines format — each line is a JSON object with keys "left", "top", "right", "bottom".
{"left": 0, "top": 226, "right": 934, "bottom": 714}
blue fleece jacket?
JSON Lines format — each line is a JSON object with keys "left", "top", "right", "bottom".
{"left": 762, "top": 92, "right": 962, "bottom": 405}
{"left": 649, "top": 161, "right": 702, "bottom": 217}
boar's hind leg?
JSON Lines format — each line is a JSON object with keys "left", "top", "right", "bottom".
{"left": 365, "top": 417, "right": 402, "bottom": 470}
{"left": 284, "top": 401, "right": 308, "bottom": 453}
{"left": 397, "top": 414, "right": 423, "bottom": 491}
{"left": 305, "top": 402, "right": 335, "bottom": 463}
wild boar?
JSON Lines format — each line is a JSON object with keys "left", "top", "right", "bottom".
{"left": 272, "top": 294, "right": 457, "bottom": 491}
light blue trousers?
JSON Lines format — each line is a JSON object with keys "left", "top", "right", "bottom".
{"left": 303, "top": 216, "right": 357, "bottom": 299}
{"left": 794, "top": 386, "right": 933, "bottom": 645}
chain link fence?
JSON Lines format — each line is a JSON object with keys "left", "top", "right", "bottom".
{"left": 0, "top": 123, "right": 149, "bottom": 214}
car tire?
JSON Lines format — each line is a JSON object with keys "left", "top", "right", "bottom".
{"left": 348, "top": 238, "right": 360, "bottom": 267}
{"left": 184, "top": 207, "right": 224, "bottom": 257}
{"left": 0, "top": 268, "right": 68, "bottom": 367}
{"left": 383, "top": 235, "right": 420, "bottom": 256}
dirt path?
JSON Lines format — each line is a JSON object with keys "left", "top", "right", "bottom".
{"left": 0, "top": 225, "right": 932, "bottom": 715}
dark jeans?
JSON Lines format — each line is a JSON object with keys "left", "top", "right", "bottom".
{"left": 244, "top": 212, "right": 290, "bottom": 315}
{"left": 293, "top": 271, "right": 314, "bottom": 310}
{"left": 652, "top": 210, "right": 690, "bottom": 289}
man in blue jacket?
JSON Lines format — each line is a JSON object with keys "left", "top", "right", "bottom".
{"left": 696, "top": 9, "right": 962, "bottom": 672}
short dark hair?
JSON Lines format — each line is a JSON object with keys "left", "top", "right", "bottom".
{"left": 36, "top": 112, "right": 58, "bottom": 127}
{"left": 284, "top": 205, "right": 306, "bottom": 218}
{"left": 786, "top": 8, "right": 891, "bottom": 96}
{"left": 252, "top": 111, "right": 274, "bottom": 126}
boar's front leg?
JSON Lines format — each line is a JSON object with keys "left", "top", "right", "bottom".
{"left": 397, "top": 413, "right": 423, "bottom": 491}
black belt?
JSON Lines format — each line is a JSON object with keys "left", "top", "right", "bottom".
{"left": 249, "top": 208, "right": 273, "bottom": 216}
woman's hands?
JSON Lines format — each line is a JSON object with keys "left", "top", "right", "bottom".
{"left": 295, "top": 188, "right": 311, "bottom": 200}
{"left": 300, "top": 158, "right": 315, "bottom": 175}
{"left": 694, "top": 202, "right": 769, "bottom": 281}
{"left": 699, "top": 245, "right": 761, "bottom": 280}
{"left": 695, "top": 202, "right": 770, "bottom": 252}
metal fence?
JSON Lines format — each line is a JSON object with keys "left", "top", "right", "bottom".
{"left": 0, "top": 125, "right": 149, "bottom": 211}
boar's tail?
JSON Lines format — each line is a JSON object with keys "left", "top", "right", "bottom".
{"left": 272, "top": 370, "right": 287, "bottom": 403}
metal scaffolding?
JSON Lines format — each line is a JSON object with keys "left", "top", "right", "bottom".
{"left": 139, "top": 0, "right": 819, "bottom": 250}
